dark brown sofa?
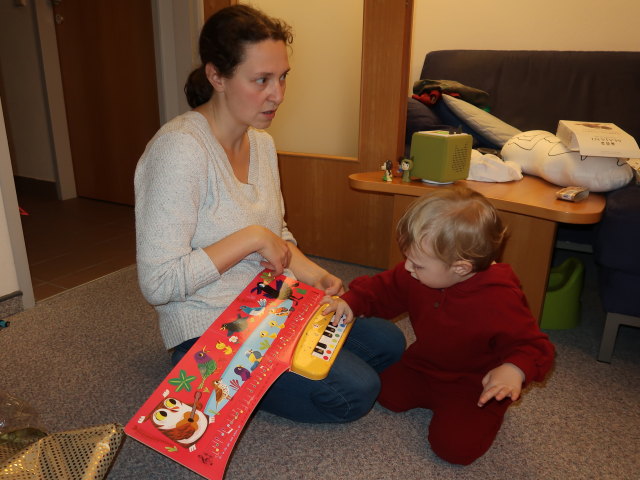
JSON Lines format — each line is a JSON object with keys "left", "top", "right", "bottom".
{"left": 416, "top": 49, "right": 640, "bottom": 141}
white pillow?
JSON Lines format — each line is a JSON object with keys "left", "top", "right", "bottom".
{"left": 442, "top": 94, "right": 522, "bottom": 147}
{"left": 501, "top": 130, "right": 634, "bottom": 192}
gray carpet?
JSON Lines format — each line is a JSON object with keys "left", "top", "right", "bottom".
{"left": 1, "top": 251, "right": 638, "bottom": 480}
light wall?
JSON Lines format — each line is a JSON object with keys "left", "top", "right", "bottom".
{"left": 152, "top": 0, "right": 202, "bottom": 124}
{"left": 0, "top": 192, "right": 19, "bottom": 297}
{"left": 410, "top": 0, "right": 640, "bottom": 89}
{"left": 242, "top": 0, "right": 363, "bottom": 158}
{"left": 0, "top": 1, "right": 56, "bottom": 182}
{"left": 0, "top": 97, "right": 29, "bottom": 303}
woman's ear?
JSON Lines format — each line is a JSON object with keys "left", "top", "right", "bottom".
{"left": 452, "top": 260, "right": 473, "bottom": 277}
{"left": 205, "top": 63, "right": 225, "bottom": 92}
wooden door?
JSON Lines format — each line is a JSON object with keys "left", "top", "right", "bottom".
{"left": 52, "top": 0, "right": 159, "bottom": 205}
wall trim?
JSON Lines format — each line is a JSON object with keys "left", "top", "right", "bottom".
{"left": 277, "top": 151, "right": 358, "bottom": 163}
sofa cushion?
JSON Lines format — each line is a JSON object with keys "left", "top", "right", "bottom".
{"left": 595, "top": 183, "right": 640, "bottom": 273}
{"left": 438, "top": 94, "right": 522, "bottom": 148}
{"left": 405, "top": 97, "right": 452, "bottom": 156}
{"left": 405, "top": 97, "right": 448, "bottom": 142}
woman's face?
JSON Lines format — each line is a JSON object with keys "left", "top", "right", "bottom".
{"left": 220, "top": 39, "right": 290, "bottom": 130}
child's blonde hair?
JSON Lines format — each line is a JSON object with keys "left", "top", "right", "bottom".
{"left": 396, "top": 185, "right": 506, "bottom": 272}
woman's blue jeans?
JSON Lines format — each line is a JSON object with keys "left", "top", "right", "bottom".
{"left": 170, "top": 317, "right": 405, "bottom": 423}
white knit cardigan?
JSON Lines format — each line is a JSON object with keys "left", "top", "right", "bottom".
{"left": 134, "top": 111, "right": 295, "bottom": 349}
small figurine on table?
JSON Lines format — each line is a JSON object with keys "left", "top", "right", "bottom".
{"left": 400, "top": 158, "right": 413, "bottom": 182}
{"left": 381, "top": 160, "right": 393, "bottom": 182}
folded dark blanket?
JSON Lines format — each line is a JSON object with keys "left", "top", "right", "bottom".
{"left": 412, "top": 79, "right": 490, "bottom": 108}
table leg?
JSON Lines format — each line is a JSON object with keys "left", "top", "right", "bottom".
{"left": 498, "top": 211, "right": 556, "bottom": 322}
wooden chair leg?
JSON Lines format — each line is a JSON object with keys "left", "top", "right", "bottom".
{"left": 597, "top": 312, "right": 640, "bottom": 363}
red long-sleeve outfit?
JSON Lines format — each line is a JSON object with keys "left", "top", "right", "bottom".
{"left": 342, "top": 262, "right": 555, "bottom": 465}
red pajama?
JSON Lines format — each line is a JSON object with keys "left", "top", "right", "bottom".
{"left": 341, "top": 262, "right": 555, "bottom": 465}
{"left": 379, "top": 360, "right": 512, "bottom": 465}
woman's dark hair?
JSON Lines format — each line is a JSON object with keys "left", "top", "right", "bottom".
{"left": 184, "top": 5, "right": 293, "bottom": 108}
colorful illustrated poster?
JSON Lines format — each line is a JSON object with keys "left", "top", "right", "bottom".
{"left": 125, "top": 270, "right": 325, "bottom": 479}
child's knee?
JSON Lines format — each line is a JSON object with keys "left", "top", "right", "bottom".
{"left": 429, "top": 435, "right": 491, "bottom": 465}
{"left": 428, "top": 410, "right": 503, "bottom": 465}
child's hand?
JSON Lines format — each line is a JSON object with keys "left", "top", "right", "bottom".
{"left": 477, "top": 363, "right": 525, "bottom": 407}
{"left": 321, "top": 295, "right": 354, "bottom": 326}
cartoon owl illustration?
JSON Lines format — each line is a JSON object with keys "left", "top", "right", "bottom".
{"left": 150, "top": 397, "right": 209, "bottom": 447}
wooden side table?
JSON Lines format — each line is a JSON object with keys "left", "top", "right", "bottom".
{"left": 349, "top": 171, "right": 606, "bottom": 322}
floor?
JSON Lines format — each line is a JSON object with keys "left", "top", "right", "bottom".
{"left": 17, "top": 179, "right": 136, "bottom": 302}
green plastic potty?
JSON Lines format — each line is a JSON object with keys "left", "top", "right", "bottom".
{"left": 540, "top": 257, "right": 585, "bottom": 329}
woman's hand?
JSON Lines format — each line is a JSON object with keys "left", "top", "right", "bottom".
{"left": 203, "top": 225, "right": 291, "bottom": 276}
{"left": 285, "top": 243, "right": 346, "bottom": 295}
{"left": 253, "top": 226, "right": 292, "bottom": 276}
{"left": 314, "top": 271, "right": 345, "bottom": 296}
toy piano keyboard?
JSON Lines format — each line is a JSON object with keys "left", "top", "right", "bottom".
{"left": 291, "top": 303, "right": 352, "bottom": 380}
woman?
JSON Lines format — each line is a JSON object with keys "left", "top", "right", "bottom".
{"left": 134, "top": 5, "right": 405, "bottom": 423}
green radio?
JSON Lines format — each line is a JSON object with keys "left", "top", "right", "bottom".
{"left": 408, "top": 130, "right": 473, "bottom": 183}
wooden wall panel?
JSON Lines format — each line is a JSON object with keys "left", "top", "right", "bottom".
{"left": 279, "top": 153, "right": 393, "bottom": 269}
{"left": 278, "top": 0, "right": 413, "bottom": 269}
{"left": 359, "top": 0, "right": 413, "bottom": 172}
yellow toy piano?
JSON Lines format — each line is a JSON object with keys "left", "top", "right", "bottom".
{"left": 291, "top": 303, "right": 353, "bottom": 380}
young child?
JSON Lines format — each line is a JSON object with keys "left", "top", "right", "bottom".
{"left": 324, "top": 184, "right": 555, "bottom": 465}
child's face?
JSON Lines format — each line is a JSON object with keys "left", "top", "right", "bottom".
{"left": 404, "top": 242, "right": 464, "bottom": 289}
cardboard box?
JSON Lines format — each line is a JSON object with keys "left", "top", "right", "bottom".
{"left": 556, "top": 120, "right": 640, "bottom": 158}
